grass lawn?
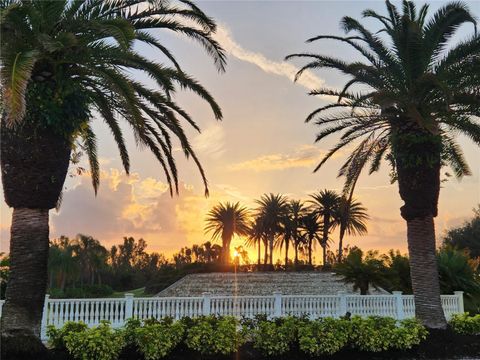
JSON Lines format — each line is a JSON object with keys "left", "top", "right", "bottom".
{"left": 111, "top": 287, "right": 150, "bottom": 298}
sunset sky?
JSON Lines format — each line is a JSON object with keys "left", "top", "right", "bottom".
{"left": 1, "top": 1, "right": 479, "bottom": 264}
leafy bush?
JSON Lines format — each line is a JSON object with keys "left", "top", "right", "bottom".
{"left": 392, "top": 318, "right": 428, "bottom": 350}
{"left": 47, "top": 321, "right": 88, "bottom": 350}
{"left": 123, "top": 318, "right": 142, "bottom": 347}
{"left": 250, "top": 317, "right": 301, "bottom": 356}
{"left": 47, "top": 315, "right": 429, "bottom": 358}
{"left": 298, "top": 317, "right": 351, "bottom": 355}
{"left": 64, "top": 321, "right": 124, "bottom": 360}
{"left": 349, "top": 316, "right": 398, "bottom": 352}
{"left": 449, "top": 313, "right": 480, "bottom": 335}
{"left": 184, "top": 316, "right": 243, "bottom": 355}
{"left": 135, "top": 319, "right": 185, "bottom": 359}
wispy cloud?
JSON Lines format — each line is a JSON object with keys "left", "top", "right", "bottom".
{"left": 192, "top": 122, "right": 225, "bottom": 159}
{"left": 215, "top": 25, "right": 324, "bottom": 90}
{"left": 229, "top": 145, "right": 327, "bottom": 172}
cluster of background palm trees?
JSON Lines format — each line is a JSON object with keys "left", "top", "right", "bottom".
{"left": 205, "top": 190, "right": 369, "bottom": 268}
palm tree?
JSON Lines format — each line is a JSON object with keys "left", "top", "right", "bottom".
{"left": 287, "top": 0, "right": 479, "bottom": 328}
{"left": 0, "top": 0, "right": 226, "bottom": 348}
{"left": 245, "top": 219, "right": 265, "bottom": 266}
{"left": 335, "top": 197, "right": 369, "bottom": 262}
{"left": 205, "top": 202, "right": 250, "bottom": 264}
{"left": 48, "top": 236, "right": 78, "bottom": 291}
{"left": 437, "top": 247, "right": 480, "bottom": 300}
{"left": 73, "top": 234, "right": 108, "bottom": 286}
{"left": 300, "top": 211, "right": 323, "bottom": 266}
{"left": 283, "top": 200, "right": 307, "bottom": 266}
{"left": 335, "top": 248, "right": 387, "bottom": 295}
{"left": 309, "top": 190, "right": 340, "bottom": 266}
{"left": 255, "top": 194, "right": 289, "bottom": 266}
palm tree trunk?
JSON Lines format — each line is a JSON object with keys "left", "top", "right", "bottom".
{"left": 338, "top": 227, "right": 346, "bottom": 263}
{"left": 308, "top": 238, "right": 312, "bottom": 265}
{"left": 407, "top": 216, "right": 446, "bottom": 328}
{"left": 1, "top": 118, "right": 71, "bottom": 356}
{"left": 294, "top": 240, "right": 299, "bottom": 265}
{"left": 284, "top": 240, "right": 289, "bottom": 268}
{"left": 257, "top": 240, "right": 261, "bottom": 266}
{"left": 0, "top": 208, "right": 49, "bottom": 353}
{"left": 269, "top": 234, "right": 274, "bottom": 266}
{"left": 221, "top": 234, "right": 230, "bottom": 265}
{"left": 322, "top": 244, "right": 326, "bottom": 266}
{"left": 60, "top": 271, "right": 66, "bottom": 291}
{"left": 322, "top": 215, "right": 330, "bottom": 266}
{"left": 394, "top": 125, "right": 446, "bottom": 329}
{"left": 263, "top": 240, "right": 268, "bottom": 265}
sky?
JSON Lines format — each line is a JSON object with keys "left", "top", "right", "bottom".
{"left": 1, "top": 0, "right": 479, "bottom": 264}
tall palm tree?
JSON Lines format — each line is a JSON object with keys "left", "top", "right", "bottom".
{"left": 287, "top": 0, "right": 479, "bottom": 328}
{"left": 0, "top": 0, "right": 226, "bottom": 349}
{"left": 309, "top": 190, "right": 340, "bottom": 266}
{"left": 205, "top": 202, "right": 250, "bottom": 264}
{"left": 245, "top": 218, "right": 265, "bottom": 266}
{"left": 285, "top": 200, "right": 307, "bottom": 266}
{"left": 300, "top": 211, "right": 323, "bottom": 266}
{"left": 335, "top": 197, "right": 369, "bottom": 262}
{"left": 255, "top": 194, "right": 289, "bottom": 266}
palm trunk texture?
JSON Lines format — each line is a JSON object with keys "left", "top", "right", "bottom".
{"left": 1, "top": 208, "right": 49, "bottom": 353}
{"left": 1, "top": 118, "right": 71, "bottom": 355}
{"left": 394, "top": 125, "right": 446, "bottom": 329}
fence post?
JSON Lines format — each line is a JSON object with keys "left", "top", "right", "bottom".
{"left": 454, "top": 291, "right": 464, "bottom": 313}
{"left": 40, "top": 294, "right": 50, "bottom": 340}
{"left": 202, "top": 292, "right": 211, "bottom": 316}
{"left": 393, "top": 291, "right": 404, "bottom": 320}
{"left": 273, "top": 292, "right": 282, "bottom": 317}
{"left": 124, "top": 293, "right": 134, "bottom": 320}
{"left": 337, "top": 291, "right": 347, "bottom": 318}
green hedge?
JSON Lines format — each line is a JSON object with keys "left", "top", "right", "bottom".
{"left": 47, "top": 315, "right": 433, "bottom": 359}
{"left": 449, "top": 313, "right": 480, "bottom": 335}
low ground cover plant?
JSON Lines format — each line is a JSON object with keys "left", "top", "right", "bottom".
{"left": 46, "top": 314, "right": 476, "bottom": 359}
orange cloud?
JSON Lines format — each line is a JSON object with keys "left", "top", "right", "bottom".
{"left": 229, "top": 145, "right": 335, "bottom": 172}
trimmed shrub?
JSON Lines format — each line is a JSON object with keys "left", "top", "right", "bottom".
{"left": 47, "top": 321, "right": 88, "bottom": 350}
{"left": 64, "top": 321, "right": 124, "bottom": 360}
{"left": 298, "top": 317, "right": 351, "bottom": 355}
{"left": 349, "top": 316, "right": 398, "bottom": 352}
{"left": 46, "top": 315, "right": 430, "bottom": 358}
{"left": 122, "top": 318, "right": 142, "bottom": 347}
{"left": 392, "top": 318, "right": 428, "bottom": 350}
{"left": 135, "top": 319, "right": 185, "bottom": 359}
{"left": 184, "top": 316, "right": 243, "bottom": 355}
{"left": 250, "top": 317, "right": 301, "bottom": 356}
{"left": 449, "top": 313, "right": 480, "bottom": 335}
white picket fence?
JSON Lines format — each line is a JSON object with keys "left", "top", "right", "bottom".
{"left": 0, "top": 291, "right": 464, "bottom": 340}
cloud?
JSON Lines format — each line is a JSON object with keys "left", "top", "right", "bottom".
{"left": 192, "top": 122, "right": 226, "bottom": 159}
{"left": 229, "top": 145, "right": 329, "bottom": 172}
{"left": 45, "top": 169, "right": 249, "bottom": 255}
{"left": 215, "top": 25, "right": 324, "bottom": 90}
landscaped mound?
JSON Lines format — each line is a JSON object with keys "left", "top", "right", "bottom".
{"left": 8, "top": 313, "right": 480, "bottom": 360}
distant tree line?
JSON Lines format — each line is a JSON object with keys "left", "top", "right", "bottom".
{"left": 0, "top": 206, "right": 477, "bottom": 304}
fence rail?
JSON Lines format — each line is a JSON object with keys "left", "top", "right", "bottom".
{"left": 0, "top": 291, "right": 464, "bottom": 340}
